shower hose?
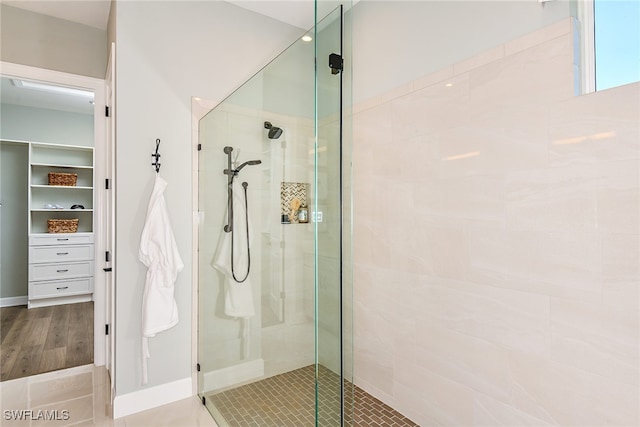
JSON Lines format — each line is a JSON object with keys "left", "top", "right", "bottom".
{"left": 230, "top": 181, "right": 251, "bottom": 283}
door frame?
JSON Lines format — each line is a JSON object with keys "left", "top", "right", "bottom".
{"left": 0, "top": 60, "right": 110, "bottom": 368}
{"left": 104, "top": 43, "right": 117, "bottom": 402}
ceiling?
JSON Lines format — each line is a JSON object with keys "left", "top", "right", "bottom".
{"left": 1, "top": 0, "right": 112, "bottom": 30}
{"left": 0, "top": 0, "right": 351, "bottom": 31}
{"left": 0, "top": 0, "right": 355, "bottom": 112}
{"left": 226, "top": 1, "right": 352, "bottom": 30}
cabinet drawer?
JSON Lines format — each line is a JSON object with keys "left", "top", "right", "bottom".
{"left": 29, "top": 277, "right": 93, "bottom": 299}
{"left": 29, "top": 261, "right": 94, "bottom": 281}
{"left": 29, "top": 233, "right": 94, "bottom": 246}
{"left": 30, "top": 244, "right": 94, "bottom": 263}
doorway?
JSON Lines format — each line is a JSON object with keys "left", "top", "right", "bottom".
{"left": 0, "top": 62, "right": 110, "bottom": 382}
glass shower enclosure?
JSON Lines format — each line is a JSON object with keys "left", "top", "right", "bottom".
{"left": 197, "top": 4, "right": 352, "bottom": 426}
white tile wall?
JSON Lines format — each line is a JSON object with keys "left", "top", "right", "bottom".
{"left": 353, "top": 17, "right": 640, "bottom": 426}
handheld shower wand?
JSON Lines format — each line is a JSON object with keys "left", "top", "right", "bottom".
{"left": 223, "top": 147, "right": 261, "bottom": 178}
{"left": 236, "top": 160, "right": 262, "bottom": 173}
{"left": 222, "top": 146, "right": 261, "bottom": 283}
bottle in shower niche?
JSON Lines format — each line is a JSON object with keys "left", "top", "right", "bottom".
{"left": 298, "top": 204, "right": 308, "bottom": 223}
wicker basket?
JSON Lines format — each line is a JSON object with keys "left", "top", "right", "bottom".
{"left": 48, "top": 172, "right": 78, "bottom": 186}
{"left": 47, "top": 219, "right": 79, "bottom": 233}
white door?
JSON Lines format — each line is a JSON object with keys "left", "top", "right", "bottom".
{"left": 0, "top": 145, "right": 3, "bottom": 293}
{"left": 104, "top": 42, "right": 116, "bottom": 402}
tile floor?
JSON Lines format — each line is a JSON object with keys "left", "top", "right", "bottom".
{"left": 208, "top": 365, "right": 419, "bottom": 427}
{"left": 0, "top": 364, "right": 417, "bottom": 426}
{"left": 0, "top": 365, "right": 217, "bottom": 427}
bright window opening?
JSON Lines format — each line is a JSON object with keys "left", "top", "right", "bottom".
{"left": 593, "top": 0, "right": 640, "bottom": 91}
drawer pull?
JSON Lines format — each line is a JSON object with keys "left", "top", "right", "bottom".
{"left": 57, "top": 252, "right": 69, "bottom": 256}
{"left": 57, "top": 238, "right": 69, "bottom": 241}
{"left": 56, "top": 286, "right": 69, "bottom": 290}
{"left": 56, "top": 269, "right": 69, "bottom": 273}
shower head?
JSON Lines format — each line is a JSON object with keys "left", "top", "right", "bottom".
{"left": 235, "top": 159, "right": 262, "bottom": 173}
{"left": 264, "top": 121, "right": 283, "bottom": 139}
{"left": 269, "top": 127, "right": 283, "bottom": 139}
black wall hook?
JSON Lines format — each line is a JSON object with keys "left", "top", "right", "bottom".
{"left": 151, "top": 138, "right": 161, "bottom": 173}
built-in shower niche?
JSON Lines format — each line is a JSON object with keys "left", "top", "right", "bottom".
{"left": 280, "top": 182, "right": 309, "bottom": 224}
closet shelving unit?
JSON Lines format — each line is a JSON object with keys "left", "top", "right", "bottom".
{"left": 28, "top": 142, "right": 95, "bottom": 308}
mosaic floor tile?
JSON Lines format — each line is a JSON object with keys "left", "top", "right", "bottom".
{"left": 207, "top": 365, "right": 418, "bottom": 427}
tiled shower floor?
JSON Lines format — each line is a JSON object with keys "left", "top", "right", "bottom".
{"left": 207, "top": 365, "right": 419, "bottom": 427}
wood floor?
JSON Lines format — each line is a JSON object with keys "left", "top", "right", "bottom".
{"left": 0, "top": 302, "right": 93, "bottom": 382}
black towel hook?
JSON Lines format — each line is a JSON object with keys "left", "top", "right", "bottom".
{"left": 151, "top": 138, "right": 161, "bottom": 173}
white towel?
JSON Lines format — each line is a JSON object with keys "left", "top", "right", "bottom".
{"left": 212, "top": 183, "right": 255, "bottom": 318}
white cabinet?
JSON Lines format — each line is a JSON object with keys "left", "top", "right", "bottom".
{"left": 28, "top": 143, "right": 95, "bottom": 308}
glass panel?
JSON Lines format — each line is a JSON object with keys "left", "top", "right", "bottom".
{"left": 198, "top": 2, "right": 351, "bottom": 425}
{"left": 197, "top": 20, "right": 317, "bottom": 427}
{"left": 315, "top": 3, "right": 353, "bottom": 426}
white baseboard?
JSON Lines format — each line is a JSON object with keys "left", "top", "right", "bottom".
{"left": 113, "top": 377, "right": 192, "bottom": 419}
{"left": 203, "top": 358, "right": 264, "bottom": 393}
{"left": 0, "top": 296, "right": 27, "bottom": 307}
{"left": 28, "top": 294, "right": 92, "bottom": 309}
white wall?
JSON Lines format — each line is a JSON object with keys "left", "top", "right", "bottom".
{"left": 0, "top": 104, "right": 93, "bottom": 146}
{"left": 113, "top": 0, "right": 301, "bottom": 399}
{"left": 351, "top": 0, "right": 571, "bottom": 102}
{"left": 0, "top": 103, "right": 93, "bottom": 300}
{"left": 0, "top": 5, "right": 107, "bottom": 79}
{"left": 0, "top": 142, "right": 29, "bottom": 299}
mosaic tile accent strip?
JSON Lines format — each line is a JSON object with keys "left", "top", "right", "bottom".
{"left": 280, "top": 182, "right": 308, "bottom": 223}
{"left": 206, "top": 365, "right": 418, "bottom": 427}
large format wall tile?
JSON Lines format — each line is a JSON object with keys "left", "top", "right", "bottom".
{"left": 602, "top": 232, "right": 640, "bottom": 310}
{"left": 415, "top": 173, "right": 506, "bottom": 222}
{"left": 550, "top": 82, "right": 640, "bottom": 166}
{"left": 508, "top": 352, "right": 639, "bottom": 426}
{"left": 413, "top": 323, "right": 511, "bottom": 403}
{"left": 550, "top": 298, "right": 639, "bottom": 387}
{"left": 395, "top": 363, "right": 475, "bottom": 426}
{"left": 352, "top": 18, "right": 639, "bottom": 427}
{"left": 391, "top": 73, "right": 470, "bottom": 141}
{"left": 437, "top": 104, "right": 550, "bottom": 177}
{"left": 469, "top": 34, "right": 574, "bottom": 112}
{"left": 473, "top": 392, "right": 555, "bottom": 427}
{"left": 596, "top": 159, "right": 640, "bottom": 235}
{"left": 506, "top": 164, "right": 599, "bottom": 234}
{"left": 413, "top": 278, "right": 550, "bottom": 357}
{"left": 468, "top": 226, "right": 603, "bottom": 303}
